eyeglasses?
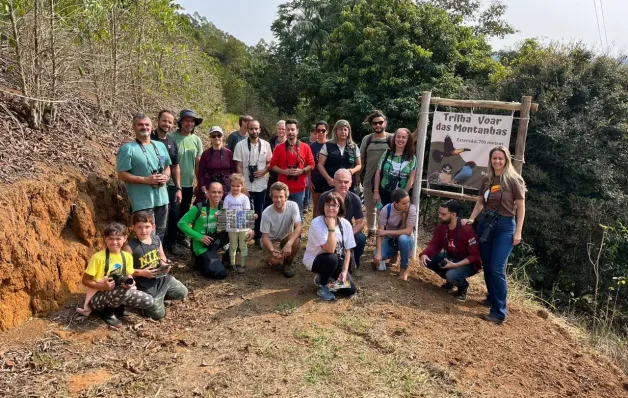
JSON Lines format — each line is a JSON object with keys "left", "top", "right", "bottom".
{"left": 371, "top": 120, "right": 385, "bottom": 126}
{"left": 316, "top": 129, "right": 327, "bottom": 133}
{"left": 210, "top": 134, "right": 222, "bottom": 138}
{"left": 324, "top": 203, "right": 340, "bottom": 209}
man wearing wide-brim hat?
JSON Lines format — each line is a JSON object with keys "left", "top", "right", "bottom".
{"left": 165, "top": 109, "right": 204, "bottom": 255}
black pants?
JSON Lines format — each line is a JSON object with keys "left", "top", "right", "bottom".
{"left": 311, "top": 253, "right": 357, "bottom": 296}
{"left": 165, "top": 185, "right": 194, "bottom": 249}
{"left": 249, "top": 190, "right": 266, "bottom": 241}
{"left": 194, "top": 231, "right": 230, "bottom": 279}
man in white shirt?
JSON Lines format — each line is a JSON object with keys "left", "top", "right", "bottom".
{"left": 233, "top": 119, "right": 272, "bottom": 249}
{"left": 260, "top": 182, "right": 302, "bottom": 278}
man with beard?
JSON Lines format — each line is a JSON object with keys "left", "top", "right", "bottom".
{"left": 233, "top": 119, "right": 272, "bottom": 249}
{"left": 359, "top": 110, "right": 393, "bottom": 238}
{"left": 419, "top": 200, "right": 482, "bottom": 302}
{"left": 269, "top": 119, "right": 315, "bottom": 219}
{"left": 165, "top": 110, "right": 203, "bottom": 254}
{"left": 150, "top": 110, "right": 182, "bottom": 251}
{"left": 117, "top": 114, "right": 172, "bottom": 240}
{"left": 267, "top": 120, "right": 287, "bottom": 203}
{"left": 226, "top": 115, "right": 253, "bottom": 152}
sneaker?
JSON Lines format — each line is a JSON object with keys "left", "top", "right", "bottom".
{"left": 316, "top": 285, "right": 336, "bottom": 301}
{"left": 313, "top": 274, "right": 322, "bottom": 287}
{"left": 98, "top": 310, "right": 122, "bottom": 327}
{"left": 454, "top": 287, "right": 468, "bottom": 302}
{"left": 236, "top": 265, "right": 246, "bottom": 274}
{"left": 179, "top": 238, "right": 191, "bottom": 249}
{"left": 376, "top": 260, "right": 387, "bottom": 272}
{"left": 441, "top": 282, "right": 455, "bottom": 293}
{"left": 481, "top": 314, "right": 504, "bottom": 325}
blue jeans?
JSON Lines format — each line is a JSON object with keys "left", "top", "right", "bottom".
{"left": 374, "top": 234, "right": 414, "bottom": 269}
{"left": 426, "top": 252, "right": 478, "bottom": 289}
{"left": 288, "top": 190, "right": 305, "bottom": 222}
{"left": 477, "top": 216, "right": 515, "bottom": 320}
{"left": 353, "top": 231, "right": 366, "bottom": 268}
{"left": 249, "top": 190, "right": 266, "bottom": 241}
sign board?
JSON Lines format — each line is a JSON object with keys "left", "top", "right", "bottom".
{"left": 217, "top": 210, "right": 255, "bottom": 232}
{"left": 427, "top": 111, "right": 513, "bottom": 189}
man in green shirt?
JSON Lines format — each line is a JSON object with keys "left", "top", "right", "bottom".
{"left": 117, "top": 114, "right": 172, "bottom": 240}
{"left": 166, "top": 110, "right": 204, "bottom": 253}
{"left": 178, "top": 182, "right": 253, "bottom": 279}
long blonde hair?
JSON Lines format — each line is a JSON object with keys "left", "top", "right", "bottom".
{"left": 487, "top": 146, "right": 525, "bottom": 192}
{"left": 329, "top": 120, "right": 356, "bottom": 148}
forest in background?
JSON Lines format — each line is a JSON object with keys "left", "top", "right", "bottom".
{"left": 1, "top": 0, "right": 627, "bottom": 343}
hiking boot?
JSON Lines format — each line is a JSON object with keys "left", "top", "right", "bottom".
{"left": 98, "top": 309, "right": 121, "bottom": 327}
{"left": 441, "top": 282, "right": 455, "bottom": 293}
{"left": 179, "top": 238, "right": 191, "bottom": 249}
{"left": 236, "top": 265, "right": 246, "bottom": 274}
{"left": 114, "top": 305, "right": 125, "bottom": 319}
{"left": 282, "top": 262, "right": 295, "bottom": 278}
{"left": 454, "top": 287, "right": 468, "bottom": 302}
{"left": 316, "top": 285, "right": 336, "bottom": 301}
{"left": 313, "top": 274, "right": 322, "bottom": 287}
{"left": 482, "top": 314, "right": 504, "bottom": 325}
{"left": 480, "top": 299, "right": 491, "bottom": 307}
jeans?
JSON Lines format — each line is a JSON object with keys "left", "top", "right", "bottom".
{"left": 194, "top": 231, "right": 230, "bottom": 279}
{"left": 143, "top": 276, "right": 188, "bottom": 320}
{"left": 477, "top": 216, "right": 515, "bottom": 321}
{"left": 363, "top": 183, "right": 377, "bottom": 232}
{"left": 311, "top": 253, "right": 357, "bottom": 296}
{"left": 353, "top": 231, "right": 366, "bottom": 268}
{"left": 165, "top": 185, "right": 193, "bottom": 249}
{"left": 136, "top": 205, "right": 168, "bottom": 242}
{"left": 374, "top": 234, "right": 415, "bottom": 269}
{"left": 249, "top": 190, "right": 266, "bottom": 241}
{"left": 288, "top": 190, "right": 305, "bottom": 222}
{"left": 426, "top": 252, "right": 478, "bottom": 290}
{"left": 304, "top": 177, "right": 311, "bottom": 207}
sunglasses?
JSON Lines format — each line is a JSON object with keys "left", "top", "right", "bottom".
{"left": 210, "top": 134, "right": 222, "bottom": 138}
{"left": 371, "top": 120, "right": 385, "bottom": 126}
{"left": 316, "top": 129, "right": 327, "bottom": 133}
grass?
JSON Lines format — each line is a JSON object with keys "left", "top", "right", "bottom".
{"left": 276, "top": 301, "right": 298, "bottom": 316}
{"left": 374, "top": 358, "right": 431, "bottom": 396}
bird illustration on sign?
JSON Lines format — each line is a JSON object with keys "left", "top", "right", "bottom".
{"left": 431, "top": 135, "right": 471, "bottom": 163}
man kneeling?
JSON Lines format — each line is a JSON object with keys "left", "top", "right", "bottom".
{"left": 419, "top": 200, "right": 482, "bottom": 301}
{"left": 124, "top": 211, "right": 188, "bottom": 320}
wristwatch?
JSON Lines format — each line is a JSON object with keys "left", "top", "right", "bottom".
{"left": 176, "top": 186, "right": 182, "bottom": 191}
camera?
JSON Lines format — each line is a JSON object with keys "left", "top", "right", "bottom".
{"left": 479, "top": 210, "right": 500, "bottom": 243}
{"left": 248, "top": 165, "right": 258, "bottom": 183}
{"left": 287, "top": 165, "right": 299, "bottom": 181}
{"left": 384, "top": 175, "right": 401, "bottom": 192}
{"left": 110, "top": 274, "right": 134, "bottom": 287}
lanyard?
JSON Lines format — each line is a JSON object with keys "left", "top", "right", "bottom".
{"left": 285, "top": 141, "right": 303, "bottom": 168}
{"left": 209, "top": 148, "right": 224, "bottom": 167}
{"left": 104, "top": 248, "right": 127, "bottom": 276}
{"left": 136, "top": 139, "right": 161, "bottom": 173}
{"left": 444, "top": 219, "right": 461, "bottom": 250}
{"left": 247, "top": 138, "right": 262, "bottom": 165}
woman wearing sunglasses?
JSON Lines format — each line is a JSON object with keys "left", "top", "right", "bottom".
{"left": 195, "top": 126, "right": 236, "bottom": 203}
{"left": 317, "top": 120, "right": 362, "bottom": 195}
{"left": 309, "top": 121, "right": 329, "bottom": 216}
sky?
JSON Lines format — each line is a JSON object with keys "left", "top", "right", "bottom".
{"left": 176, "top": 0, "right": 628, "bottom": 54}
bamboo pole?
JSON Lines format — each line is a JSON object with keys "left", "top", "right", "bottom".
{"left": 412, "top": 91, "right": 431, "bottom": 259}
{"left": 422, "top": 97, "right": 539, "bottom": 113}
{"left": 514, "top": 96, "right": 532, "bottom": 174}
{"left": 421, "top": 188, "right": 478, "bottom": 202}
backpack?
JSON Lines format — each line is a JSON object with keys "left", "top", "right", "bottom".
{"left": 191, "top": 200, "right": 223, "bottom": 227}
{"left": 364, "top": 133, "right": 393, "bottom": 153}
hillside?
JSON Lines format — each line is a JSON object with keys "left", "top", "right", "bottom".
{"left": 0, "top": 240, "right": 627, "bottom": 397}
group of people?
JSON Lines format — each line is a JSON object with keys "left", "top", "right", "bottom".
{"left": 79, "top": 109, "right": 525, "bottom": 326}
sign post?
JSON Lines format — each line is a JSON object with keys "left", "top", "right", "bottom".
{"left": 412, "top": 91, "right": 431, "bottom": 259}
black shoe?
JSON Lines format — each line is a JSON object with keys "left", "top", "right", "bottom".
{"left": 255, "top": 239, "right": 263, "bottom": 250}
{"left": 454, "top": 287, "right": 468, "bottom": 302}
{"left": 480, "top": 299, "right": 491, "bottom": 307}
{"left": 98, "top": 309, "right": 122, "bottom": 327}
{"left": 482, "top": 314, "right": 504, "bottom": 325}
{"left": 114, "top": 305, "right": 125, "bottom": 319}
{"left": 441, "top": 282, "right": 455, "bottom": 293}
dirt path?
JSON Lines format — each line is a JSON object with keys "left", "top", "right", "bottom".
{"left": 1, "top": 237, "right": 627, "bottom": 397}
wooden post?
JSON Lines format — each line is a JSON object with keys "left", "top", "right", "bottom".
{"left": 514, "top": 96, "right": 532, "bottom": 174}
{"left": 412, "top": 91, "right": 431, "bottom": 259}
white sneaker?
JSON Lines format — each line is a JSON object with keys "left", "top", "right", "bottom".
{"left": 376, "top": 260, "right": 387, "bottom": 271}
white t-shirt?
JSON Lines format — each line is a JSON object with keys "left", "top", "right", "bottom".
{"left": 303, "top": 216, "right": 356, "bottom": 270}
{"left": 260, "top": 201, "right": 301, "bottom": 241}
{"left": 223, "top": 193, "right": 251, "bottom": 211}
{"left": 319, "top": 142, "right": 361, "bottom": 158}
{"left": 233, "top": 138, "right": 272, "bottom": 192}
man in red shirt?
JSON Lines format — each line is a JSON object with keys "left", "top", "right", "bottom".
{"left": 269, "top": 119, "right": 315, "bottom": 219}
{"left": 419, "top": 200, "right": 482, "bottom": 301}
